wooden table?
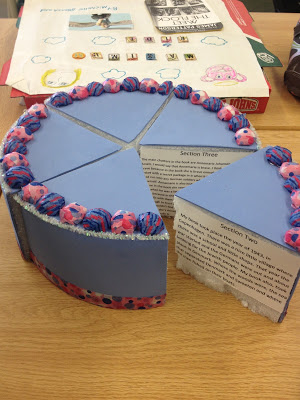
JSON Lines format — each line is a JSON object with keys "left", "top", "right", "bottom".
{"left": 0, "top": 13, "right": 299, "bottom": 400}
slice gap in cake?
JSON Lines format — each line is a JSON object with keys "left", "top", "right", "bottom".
{"left": 47, "top": 90, "right": 173, "bottom": 146}
{"left": 174, "top": 147, "right": 300, "bottom": 322}
{"left": 25, "top": 109, "right": 122, "bottom": 183}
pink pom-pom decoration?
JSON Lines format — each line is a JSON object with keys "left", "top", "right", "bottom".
{"left": 2, "top": 152, "right": 29, "bottom": 171}
{"left": 189, "top": 90, "right": 209, "bottom": 105}
{"left": 217, "top": 105, "right": 239, "bottom": 121}
{"left": 234, "top": 128, "right": 256, "bottom": 146}
{"left": 291, "top": 190, "right": 300, "bottom": 209}
{"left": 21, "top": 181, "right": 49, "bottom": 204}
{"left": 111, "top": 210, "right": 136, "bottom": 234}
{"left": 69, "top": 86, "right": 89, "bottom": 100}
{"left": 103, "top": 79, "right": 122, "bottom": 93}
{"left": 28, "top": 104, "right": 48, "bottom": 119}
{"left": 284, "top": 227, "right": 300, "bottom": 251}
{"left": 59, "top": 202, "right": 87, "bottom": 225}
{"left": 139, "top": 78, "right": 159, "bottom": 94}
{"left": 6, "top": 126, "right": 34, "bottom": 144}
{"left": 279, "top": 162, "right": 300, "bottom": 179}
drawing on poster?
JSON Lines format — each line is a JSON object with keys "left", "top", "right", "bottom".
{"left": 31, "top": 55, "right": 51, "bottom": 64}
{"left": 201, "top": 64, "right": 247, "bottom": 85}
{"left": 44, "top": 37, "right": 66, "bottom": 45}
{"left": 156, "top": 68, "right": 181, "bottom": 79}
{"left": 201, "top": 36, "right": 227, "bottom": 46}
{"left": 101, "top": 69, "right": 126, "bottom": 79}
{"left": 92, "top": 36, "right": 116, "bottom": 45}
{"left": 257, "top": 53, "right": 275, "bottom": 63}
{"left": 41, "top": 68, "right": 82, "bottom": 88}
{"left": 69, "top": 14, "right": 133, "bottom": 30}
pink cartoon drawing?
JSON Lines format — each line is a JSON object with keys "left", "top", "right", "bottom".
{"left": 201, "top": 64, "right": 247, "bottom": 85}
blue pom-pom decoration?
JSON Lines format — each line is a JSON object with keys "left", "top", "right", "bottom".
{"left": 174, "top": 84, "right": 192, "bottom": 99}
{"left": 49, "top": 92, "right": 73, "bottom": 107}
{"left": 5, "top": 166, "right": 34, "bottom": 189}
{"left": 137, "top": 212, "right": 165, "bottom": 236}
{"left": 265, "top": 146, "right": 292, "bottom": 167}
{"left": 290, "top": 208, "right": 300, "bottom": 227}
{"left": 228, "top": 114, "right": 250, "bottom": 132}
{"left": 35, "top": 192, "right": 65, "bottom": 216}
{"left": 122, "top": 77, "right": 140, "bottom": 92}
{"left": 3, "top": 138, "right": 27, "bottom": 155}
{"left": 202, "top": 97, "right": 223, "bottom": 112}
{"left": 158, "top": 81, "right": 173, "bottom": 95}
{"left": 86, "top": 82, "right": 104, "bottom": 96}
{"left": 284, "top": 176, "right": 300, "bottom": 193}
{"left": 82, "top": 208, "right": 112, "bottom": 232}
{"left": 17, "top": 113, "right": 41, "bottom": 133}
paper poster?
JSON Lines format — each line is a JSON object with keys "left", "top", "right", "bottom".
{"left": 6, "top": 0, "right": 269, "bottom": 98}
{"left": 145, "top": 0, "right": 223, "bottom": 33}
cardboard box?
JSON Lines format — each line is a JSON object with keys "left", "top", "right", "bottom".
{"left": 0, "top": 1, "right": 278, "bottom": 113}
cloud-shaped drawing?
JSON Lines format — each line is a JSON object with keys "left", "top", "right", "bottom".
{"left": 156, "top": 68, "right": 181, "bottom": 80}
{"left": 31, "top": 55, "right": 51, "bottom": 64}
{"left": 44, "top": 36, "right": 66, "bottom": 45}
{"left": 201, "top": 36, "right": 227, "bottom": 46}
{"left": 101, "top": 69, "right": 126, "bottom": 79}
{"left": 92, "top": 36, "right": 116, "bottom": 46}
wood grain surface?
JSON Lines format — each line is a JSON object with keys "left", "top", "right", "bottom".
{"left": 0, "top": 14, "right": 300, "bottom": 400}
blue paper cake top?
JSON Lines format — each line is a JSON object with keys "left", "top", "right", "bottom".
{"left": 48, "top": 90, "right": 170, "bottom": 144}
{"left": 44, "top": 148, "right": 167, "bottom": 234}
{"left": 175, "top": 147, "right": 293, "bottom": 250}
{"left": 140, "top": 96, "right": 257, "bottom": 149}
{"left": 24, "top": 109, "right": 121, "bottom": 182}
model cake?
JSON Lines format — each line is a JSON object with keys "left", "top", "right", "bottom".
{"left": 174, "top": 146, "right": 300, "bottom": 321}
{"left": 0, "top": 77, "right": 258, "bottom": 309}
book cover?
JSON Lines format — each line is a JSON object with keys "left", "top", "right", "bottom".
{"left": 145, "top": 0, "right": 223, "bottom": 33}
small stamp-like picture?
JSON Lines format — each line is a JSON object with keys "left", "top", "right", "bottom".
{"left": 147, "top": 0, "right": 167, "bottom": 5}
{"left": 192, "top": 5, "right": 209, "bottom": 13}
{"left": 171, "top": 0, "right": 186, "bottom": 5}
{"left": 187, "top": 0, "right": 204, "bottom": 5}
{"left": 90, "top": 52, "right": 103, "bottom": 60}
{"left": 181, "top": 7, "right": 194, "bottom": 15}
{"left": 161, "top": 36, "right": 172, "bottom": 43}
{"left": 165, "top": 7, "right": 181, "bottom": 16}
{"left": 127, "top": 53, "right": 138, "bottom": 61}
{"left": 184, "top": 53, "right": 197, "bottom": 61}
{"left": 126, "top": 36, "right": 137, "bottom": 43}
{"left": 69, "top": 14, "right": 133, "bottom": 30}
{"left": 166, "top": 53, "right": 179, "bottom": 61}
{"left": 146, "top": 53, "right": 157, "bottom": 60}
{"left": 177, "top": 36, "right": 189, "bottom": 43}
{"left": 150, "top": 7, "right": 166, "bottom": 16}
{"left": 108, "top": 53, "right": 120, "bottom": 61}
{"left": 144, "top": 36, "right": 156, "bottom": 43}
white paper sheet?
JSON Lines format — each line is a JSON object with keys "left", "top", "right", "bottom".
{"left": 6, "top": 0, "right": 269, "bottom": 97}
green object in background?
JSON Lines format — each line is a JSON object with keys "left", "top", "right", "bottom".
{"left": 247, "top": 37, "right": 282, "bottom": 67}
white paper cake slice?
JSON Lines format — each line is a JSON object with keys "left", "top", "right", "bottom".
{"left": 174, "top": 147, "right": 300, "bottom": 322}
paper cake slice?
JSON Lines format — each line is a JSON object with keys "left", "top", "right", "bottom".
{"left": 174, "top": 147, "right": 300, "bottom": 322}
{"left": 20, "top": 148, "right": 168, "bottom": 304}
{"left": 25, "top": 109, "right": 121, "bottom": 182}
{"left": 139, "top": 95, "right": 259, "bottom": 216}
{"left": 47, "top": 90, "right": 171, "bottom": 144}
